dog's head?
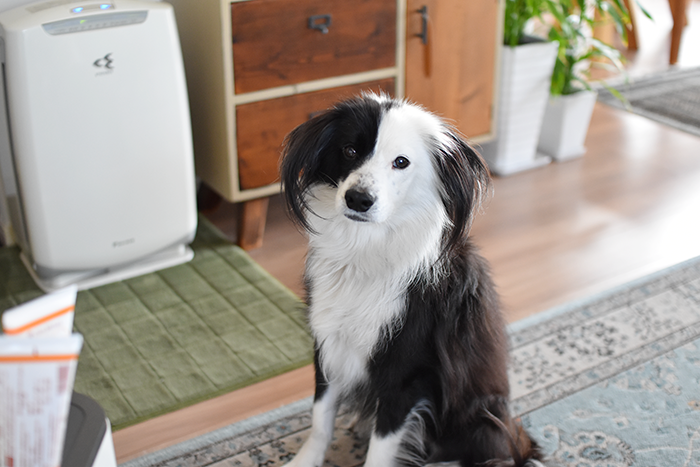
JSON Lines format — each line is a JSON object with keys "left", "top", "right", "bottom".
{"left": 281, "top": 93, "right": 490, "bottom": 257}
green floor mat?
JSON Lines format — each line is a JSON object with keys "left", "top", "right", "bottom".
{"left": 0, "top": 218, "right": 312, "bottom": 430}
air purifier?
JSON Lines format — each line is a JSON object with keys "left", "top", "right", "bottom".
{"left": 0, "top": 0, "right": 197, "bottom": 292}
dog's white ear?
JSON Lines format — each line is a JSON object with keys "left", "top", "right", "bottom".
{"left": 432, "top": 129, "right": 491, "bottom": 255}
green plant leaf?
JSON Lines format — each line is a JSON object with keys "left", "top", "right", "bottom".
{"left": 600, "top": 83, "right": 631, "bottom": 109}
{"left": 590, "top": 37, "right": 626, "bottom": 71}
{"left": 635, "top": 0, "right": 654, "bottom": 20}
{"left": 541, "top": 0, "right": 638, "bottom": 100}
{"left": 503, "top": 0, "right": 551, "bottom": 45}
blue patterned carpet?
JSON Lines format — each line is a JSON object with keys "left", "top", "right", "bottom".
{"left": 124, "top": 256, "right": 700, "bottom": 467}
{"left": 524, "top": 339, "right": 700, "bottom": 466}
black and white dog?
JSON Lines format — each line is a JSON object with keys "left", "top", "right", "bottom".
{"left": 280, "top": 94, "right": 543, "bottom": 467}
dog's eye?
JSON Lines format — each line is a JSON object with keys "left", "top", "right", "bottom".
{"left": 392, "top": 156, "right": 410, "bottom": 169}
{"left": 343, "top": 146, "right": 357, "bottom": 159}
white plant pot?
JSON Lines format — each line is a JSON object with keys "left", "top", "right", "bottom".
{"left": 480, "top": 39, "right": 558, "bottom": 176}
{"left": 538, "top": 90, "right": 598, "bottom": 161}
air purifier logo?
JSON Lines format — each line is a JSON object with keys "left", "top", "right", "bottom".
{"left": 113, "top": 238, "right": 135, "bottom": 248}
{"left": 93, "top": 53, "right": 114, "bottom": 76}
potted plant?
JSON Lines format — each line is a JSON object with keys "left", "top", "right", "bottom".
{"left": 537, "top": 0, "right": 630, "bottom": 161}
{"left": 480, "top": 0, "right": 559, "bottom": 176}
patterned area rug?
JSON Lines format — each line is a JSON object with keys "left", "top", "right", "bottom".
{"left": 0, "top": 218, "right": 312, "bottom": 430}
{"left": 597, "top": 67, "right": 700, "bottom": 138}
{"left": 122, "top": 255, "right": 700, "bottom": 467}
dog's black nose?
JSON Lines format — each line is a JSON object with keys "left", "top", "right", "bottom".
{"left": 345, "top": 189, "right": 375, "bottom": 213}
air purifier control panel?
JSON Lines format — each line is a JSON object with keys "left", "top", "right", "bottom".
{"left": 43, "top": 10, "right": 147, "bottom": 35}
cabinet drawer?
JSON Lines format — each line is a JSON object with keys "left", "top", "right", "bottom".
{"left": 231, "top": 0, "right": 396, "bottom": 94}
{"left": 236, "top": 79, "right": 395, "bottom": 190}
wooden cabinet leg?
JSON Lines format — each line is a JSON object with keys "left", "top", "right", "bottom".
{"left": 669, "top": 0, "right": 687, "bottom": 64}
{"left": 237, "top": 198, "right": 269, "bottom": 250}
{"left": 622, "top": 0, "right": 639, "bottom": 51}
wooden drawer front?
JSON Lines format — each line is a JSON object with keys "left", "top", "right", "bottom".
{"left": 236, "top": 79, "right": 395, "bottom": 190}
{"left": 231, "top": 0, "right": 396, "bottom": 94}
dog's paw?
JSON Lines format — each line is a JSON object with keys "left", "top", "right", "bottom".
{"left": 281, "top": 450, "right": 325, "bottom": 467}
{"left": 523, "top": 460, "right": 546, "bottom": 467}
{"left": 280, "top": 455, "right": 304, "bottom": 467}
{"left": 477, "top": 458, "right": 547, "bottom": 467}
{"left": 282, "top": 459, "right": 320, "bottom": 467}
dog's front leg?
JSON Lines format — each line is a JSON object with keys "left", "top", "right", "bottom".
{"left": 364, "top": 428, "right": 408, "bottom": 467}
{"left": 285, "top": 366, "right": 339, "bottom": 467}
{"left": 363, "top": 394, "right": 427, "bottom": 467}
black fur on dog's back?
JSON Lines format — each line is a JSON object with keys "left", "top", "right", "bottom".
{"left": 365, "top": 240, "right": 540, "bottom": 466}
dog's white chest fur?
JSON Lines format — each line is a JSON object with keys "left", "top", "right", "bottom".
{"left": 307, "top": 254, "right": 407, "bottom": 389}
{"left": 304, "top": 175, "right": 446, "bottom": 391}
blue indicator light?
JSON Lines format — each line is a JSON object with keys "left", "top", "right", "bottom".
{"left": 72, "top": 7, "right": 84, "bottom": 12}
{"left": 100, "top": 4, "right": 111, "bottom": 9}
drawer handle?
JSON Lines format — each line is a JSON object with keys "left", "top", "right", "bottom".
{"left": 308, "top": 14, "right": 332, "bottom": 34}
{"left": 415, "top": 6, "right": 428, "bottom": 45}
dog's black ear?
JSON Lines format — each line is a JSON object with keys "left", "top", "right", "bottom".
{"left": 433, "top": 129, "right": 491, "bottom": 256}
{"left": 280, "top": 111, "right": 338, "bottom": 232}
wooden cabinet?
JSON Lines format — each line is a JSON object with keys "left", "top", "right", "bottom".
{"left": 405, "top": 0, "right": 501, "bottom": 141}
{"left": 167, "top": 0, "right": 499, "bottom": 249}
{"left": 236, "top": 79, "right": 396, "bottom": 191}
{"left": 168, "top": 0, "right": 402, "bottom": 248}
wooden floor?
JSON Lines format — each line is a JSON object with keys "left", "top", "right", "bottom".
{"left": 114, "top": 0, "right": 700, "bottom": 462}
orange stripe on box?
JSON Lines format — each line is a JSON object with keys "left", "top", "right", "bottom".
{"left": 4, "top": 305, "right": 75, "bottom": 335}
{"left": 0, "top": 354, "right": 78, "bottom": 363}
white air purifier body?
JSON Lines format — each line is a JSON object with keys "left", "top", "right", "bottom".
{"left": 0, "top": 0, "right": 197, "bottom": 291}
